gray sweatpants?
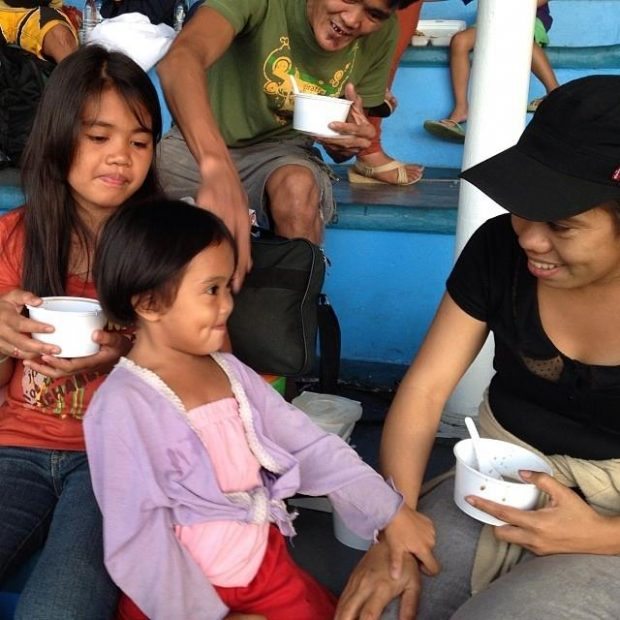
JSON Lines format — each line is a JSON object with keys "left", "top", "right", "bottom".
{"left": 383, "top": 479, "right": 620, "bottom": 619}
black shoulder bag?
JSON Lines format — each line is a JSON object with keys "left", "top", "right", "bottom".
{"left": 227, "top": 230, "right": 340, "bottom": 390}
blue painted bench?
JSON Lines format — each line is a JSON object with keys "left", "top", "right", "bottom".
{"left": 2, "top": 43, "right": 619, "bottom": 212}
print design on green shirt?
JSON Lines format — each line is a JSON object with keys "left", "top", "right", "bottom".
{"left": 262, "top": 37, "right": 357, "bottom": 125}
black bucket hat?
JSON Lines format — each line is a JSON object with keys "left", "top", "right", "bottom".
{"left": 460, "top": 75, "right": 620, "bottom": 221}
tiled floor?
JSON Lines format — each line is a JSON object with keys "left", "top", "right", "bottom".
{"left": 288, "top": 382, "right": 456, "bottom": 597}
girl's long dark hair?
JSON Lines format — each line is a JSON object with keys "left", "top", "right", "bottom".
{"left": 20, "top": 45, "right": 163, "bottom": 296}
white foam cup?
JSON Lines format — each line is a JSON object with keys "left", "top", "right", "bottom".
{"left": 293, "top": 93, "right": 353, "bottom": 138}
{"left": 453, "top": 438, "right": 553, "bottom": 526}
{"left": 27, "top": 296, "right": 107, "bottom": 358}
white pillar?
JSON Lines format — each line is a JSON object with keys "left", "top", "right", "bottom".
{"left": 442, "top": 0, "right": 537, "bottom": 426}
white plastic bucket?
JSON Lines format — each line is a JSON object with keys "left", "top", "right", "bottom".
{"left": 413, "top": 19, "right": 467, "bottom": 46}
{"left": 292, "top": 391, "right": 362, "bottom": 442}
{"left": 332, "top": 509, "right": 372, "bottom": 550}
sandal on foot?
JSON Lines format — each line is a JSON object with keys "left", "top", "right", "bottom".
{"left": 347, "top": 160, "right": 423, "bottom": 186}
{"left": 423, "top": 119, "right": 466, "bottom": 142}
{"left": 527, "top": 96, "right": 546, "bottom": 113}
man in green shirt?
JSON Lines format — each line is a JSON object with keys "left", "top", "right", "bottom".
{"left": 157, "top": 0, "right": 420, "bottom": 290}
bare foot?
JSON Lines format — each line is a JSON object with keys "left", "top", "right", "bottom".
{"left": 355, "top": 151, "right": 424, "bottom": 185}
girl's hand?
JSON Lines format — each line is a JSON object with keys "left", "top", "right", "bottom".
{"left": 23, "top": 330, "right": 132, "bottom": 379}
{"left": 382, "top": 505, "right": 440, "bottom": 579}
{"left": 466, "top": 471, "right": 620, "bottom": 555}
{"left": 0, "top": 290, "right": 60, "bottom": 359}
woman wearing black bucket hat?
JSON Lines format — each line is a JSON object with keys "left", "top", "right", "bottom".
{"left": 336, "top": 75, "right": 620, "bottom": 620}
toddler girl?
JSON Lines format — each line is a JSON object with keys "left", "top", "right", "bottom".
{"left": 85, "top": 198, "right": 438, "bottom": 620}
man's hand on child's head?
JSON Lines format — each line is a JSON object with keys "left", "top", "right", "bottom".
{"left": 195, "top": 158, "right": 252, "bottom": 293}
{"left": 383, "top": 505, "right": 440, "bottom": 578}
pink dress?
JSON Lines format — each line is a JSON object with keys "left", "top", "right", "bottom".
{"left": 175, "top": 397, "right": 269, "bottom": 587}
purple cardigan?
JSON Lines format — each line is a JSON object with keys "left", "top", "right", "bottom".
{"left": 84, "top": 352, "right": 402, "bottom": 619}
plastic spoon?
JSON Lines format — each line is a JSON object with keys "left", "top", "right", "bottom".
{"left": 464, "top": 416, "right": 503, "bottom": 480}
{"left": 289, "top": 74, "right": 300, "bottom": 95}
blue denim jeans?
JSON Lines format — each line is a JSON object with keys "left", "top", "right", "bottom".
{"left": 0, "top": 447, "right": 118, "bottom": 619}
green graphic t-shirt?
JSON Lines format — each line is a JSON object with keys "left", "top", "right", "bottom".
{"left": 203, "top": 0, "right": 396, "bottom": 146}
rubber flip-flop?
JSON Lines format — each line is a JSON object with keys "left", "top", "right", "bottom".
{"left": 423, "top": 119, "right": 466, "bottom": 142}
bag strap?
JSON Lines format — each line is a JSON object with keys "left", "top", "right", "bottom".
{"left": 317, "top": 294, "right": 340, "bottom": 393}
{"left": 250, "top": 225, "right": 276, "bottom": 239}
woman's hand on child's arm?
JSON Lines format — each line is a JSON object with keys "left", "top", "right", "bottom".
{"left": 382, "top": 505, "right": 440, "bottom": 578}
{"left": 23, "top": 330, "right": 132, "bottom": 379}
{"left": 336, "top": 539, "right": 421, "bottom": 620}
{"left": 468, "top": 471, "right": 620, "bottom": 555}
{"left": 0, "top": 290, "right": 59, "bottom": 359}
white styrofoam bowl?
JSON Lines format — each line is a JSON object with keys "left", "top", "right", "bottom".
{"left": 293, "top": 93, "right": 353, "bottom": 138}
{"left": 27, "top": 296, "right": 107, "bottom": 358}
{"left": 453, "top": 438, "right": 553, "bottom": 526}
{"left": 292, "top": 391, "right": 362, "bottom": 442}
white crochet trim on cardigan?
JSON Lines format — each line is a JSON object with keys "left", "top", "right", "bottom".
{"left": 117, "top": 357, "right": 186, "bottom": 412}
{"left": 117, "top": 355, "right": 286, "bottom": 510}
{"left": 211, "top": 352, "right": 285, "bottom": 475}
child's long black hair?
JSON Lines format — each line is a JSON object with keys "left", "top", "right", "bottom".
{"left": 20, "top": 45, "right": 163, "bottom": 296}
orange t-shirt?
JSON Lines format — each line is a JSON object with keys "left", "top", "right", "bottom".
{"left": 0, "top": 209, "right": 115, "bottom": 451}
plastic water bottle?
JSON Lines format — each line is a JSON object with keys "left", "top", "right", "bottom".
{"left": 81, "top": 0, "right": 98, "bottom": 43}
{"left": 173, "top": 0, "right": 187, "bottom": 33}
{"left": 94, "top": 0, "right": 103, "bottom": 23}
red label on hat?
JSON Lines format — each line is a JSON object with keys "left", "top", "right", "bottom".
{"left": 613, "top": 166, "right": 620, "bottom": 182}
